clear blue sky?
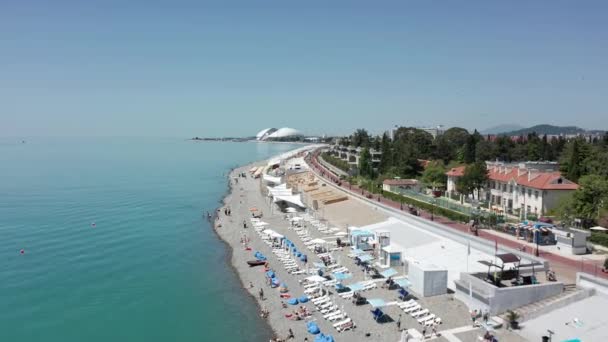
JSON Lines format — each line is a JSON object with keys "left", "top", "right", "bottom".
{"left": 1, "top": 0, "right": 607, "bottom": 137}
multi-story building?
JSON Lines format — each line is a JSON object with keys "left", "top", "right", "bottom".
{"left": 446, "top": 162, "right": 578, "bottom": 218}
{"left": 329, "top": 145, "right": 382, "bottom": 169}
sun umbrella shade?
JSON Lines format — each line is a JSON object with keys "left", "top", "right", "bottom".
{"left": 395, "top": 278, "right": 411, "bottom": 288}
{"left": 357, "top": 254, "right": 374, "bottom": 263}
{"left": 333, "top": 272, "right": 352, "bottom": 281}
{"left": 367, "top": 298, "right": 387, "bottom": 308}
{"left": 380, "top": 268, "right": 398, "bottom": 278}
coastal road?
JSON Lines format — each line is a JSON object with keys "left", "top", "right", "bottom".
{"left": 306, "top": 150, "right": 606, "bottom": 283}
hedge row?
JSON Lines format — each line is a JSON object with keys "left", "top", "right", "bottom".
{"left": 320, "top": 152, "right": 350, "bottom": 173}
{"left": 590, "top": 232, "right": 608, "bottom": 248}
{"left": 380, "top": 190, "right": 471, "bottom": 223}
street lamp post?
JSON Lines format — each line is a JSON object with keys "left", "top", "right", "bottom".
{"left": 535, "top": 229, "right": 540, "bottom": 257}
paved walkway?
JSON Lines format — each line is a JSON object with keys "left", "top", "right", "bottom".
{"left": 306, "top": 151, "right": 607, "bottom": 282}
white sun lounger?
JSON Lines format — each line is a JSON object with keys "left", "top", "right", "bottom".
{"left": 418, "top": 314, "right": 436, "bottom": 324}
{"left": 339, "top": 291, "right": 354, "bottom": 299}
{"left": 323, "top": 310, "right": 340, "bottom": 319}
{"left": 317, "top": 301, "right": 333, "bottom": 310}
{"left": 404, "top": 305, "right": 421, "bottom": 313}
{"left": 412, "top": 309, "right": 429, "bottom": 318}
{"left": 424, "top": 317, "right": 440, "bottom": 326}
{"left": 332, "top": 318, "right": 351, "bottom": 328}
{"left": 327, "top": 312, "right": 346, "bottom": 322}
{"left": 311, "top": 295, "right": 329, "bottom": 304}
{"left": 321, "top": 306, "right": 338, "bottom": 315}
{"left": 398, "top": 300, "right": 417, "bottom": 309}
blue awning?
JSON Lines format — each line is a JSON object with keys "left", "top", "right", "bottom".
{"left": 333, "top": 272, "right": 353, "bottom": 280}
{"left": 367, "top": 298, "right": 387, "bottom": 308}
{"left": 352, "top": 248, "right": 365, "bottom": 255}
{"left": 348, "top": 283, "right": 364, "bottom": 291}
{"left": 380, "top": 268, "right": 398, "bottom": 278}
{"left": 357, "top": 254, "right": 374, "bottom": 263}
{"left": 395, "top": 278, "right": 411, "bottom": 288}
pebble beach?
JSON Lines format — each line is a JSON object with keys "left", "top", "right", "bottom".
{"left": 213, "top": 153, "right": 527, "bottom": 342}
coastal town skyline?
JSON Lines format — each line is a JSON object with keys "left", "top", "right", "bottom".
{"left": 2, "top": 1, "right": 607, "bottom": 137}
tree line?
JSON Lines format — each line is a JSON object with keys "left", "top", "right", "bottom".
{"left": 338, "top": 127, "right": 608, "bottom": 226}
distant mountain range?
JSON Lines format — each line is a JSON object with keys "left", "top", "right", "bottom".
{"left": 500, "top": 125, "right": 588, "bottom": 136}
{"left": 480, "top": 124, "right": 603, "bottom": 136}
{"left": 480, "top": 124, "right": 524, "bottom": 135}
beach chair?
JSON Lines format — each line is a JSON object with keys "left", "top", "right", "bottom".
{"left": 328, "top": 312, "right": 347, "bottom": 322}
{"left": 321, "top": 306, "right": 339, "bottom": 315}
{"left": 397, "top": 300, "right": 417, "bottom": 309}
{"left": 323, "top": 309, "right": 340, "bottom": 319}
{"left": 411, "top": 309, "right": 429, "bottom": 318}
{"left": 317, "top": 301, "right": 333, "bottom": 310}
{"left": 424, "top": 317, "right": 440, "bottom": 327}
{"left": 338, "top": 291, "right": 354, "bottom": 299}
{"left": 403, "top": 305, "right": 421, "bottom": 314}
{"left": 362, "top": 282, "right": 377, "bottom": 291}
{"left": 305, "top": 287, "right": 321, "bottom": 295}
{"left": 313, "top": 296, "right": 330, "bottom": 305}
{"left": 332, "top": 318, "right": 351, "bottom": 328}
{"left": 335, "top": 318, "right": 355, "bottom": 332}
{"left": 418, "top": 314, "right": 436, "bottom": 324}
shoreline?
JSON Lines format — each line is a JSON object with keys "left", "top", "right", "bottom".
{"left": 213, "top": 162, "right": 277, "bottom": 340}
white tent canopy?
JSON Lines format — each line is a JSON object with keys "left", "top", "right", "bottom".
{"left": 263, "top": 174, "right": 282, "bottom": 184}
{"left": 310, "top": 238, "right": 327, "bottom": 244}
{"left": 273, "top": 194, "right": 306, "bottom": 208}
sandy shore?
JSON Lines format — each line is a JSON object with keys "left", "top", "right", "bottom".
{"left": 212, "top": 158, "right": 525, "bottom": 342}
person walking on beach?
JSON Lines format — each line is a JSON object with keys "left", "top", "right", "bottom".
{"left": 287, "top": 328, "right": 294, "bottom": 339}
{"left": 243, "top": 220, "right": 247, "bottom": 229}
{"left": 396, "top": 314, "right": 402, "bottom": 331}
{"left": 259, "top": 288, "right": 264, "bottom": 300}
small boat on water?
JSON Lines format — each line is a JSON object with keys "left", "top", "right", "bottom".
{"left": 247, "top": 260, "right": 266, "bottom": 267}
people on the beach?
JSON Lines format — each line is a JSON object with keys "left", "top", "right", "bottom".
{"left": 249, "top": 281, "right": 254, "bottom": 288}
{"left": 259, "top": 288, "right": 264, "bottom": 300}
{"left": 287, "top": 328, "right": 294, "bottom": 339}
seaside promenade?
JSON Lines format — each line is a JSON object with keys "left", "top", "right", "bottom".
{"left": 213, "top": 152, "right": 529, "bottom": 342}
{"left": 307, "top": 151, "right": 606, "bottom": 284}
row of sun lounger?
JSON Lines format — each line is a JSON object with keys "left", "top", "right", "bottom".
{"left": 310, "top": 292, "right": 355, "bottom": 332}
{"left": 398, "top": 300, "right": 443, "bottom": 326}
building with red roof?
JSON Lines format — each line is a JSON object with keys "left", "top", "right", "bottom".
{"left": 446, "top": 161, "right": 578, "bottom": 217}
{"left": 382, "top": 178, "right": 422, "bottom": 193}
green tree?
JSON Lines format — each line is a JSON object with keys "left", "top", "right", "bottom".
{"left": 475, "top": 139, "right": 497, "bottom": 162}
{"left": 358, "top": 147, "right": 374, "bottom": 178}
{"left": 560, "top": 138, "right": 590, "bottom": 183}
{"left": 434, "top": 127, "right": 469, "bottom": 163}
{"left": 421, "top": 162, "right": 447, "bottom": 190}
{"left": 351, "top": 129, "right": 370, "bottom": 148}
{"left": 570, "top": 175, "right": 608, "bottom": 224}
{"left": 379, "top": 133, "right": 392, "bottom": 174}
{"left": 463, "top": 130, "right": 481, "bottom": 164}
{"left": 457, "top": 161, "right": 489, "bottom": 199}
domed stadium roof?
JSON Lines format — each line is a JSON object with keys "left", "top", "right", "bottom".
{"left": 267, "top": 127, "right": 302, "bottom": 139}
{"left": 256, "top": 128, "right": 278, "bottom": 140}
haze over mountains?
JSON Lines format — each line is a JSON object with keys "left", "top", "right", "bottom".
{"left": 480, "top": 124, "right": 604, "bottom": 136}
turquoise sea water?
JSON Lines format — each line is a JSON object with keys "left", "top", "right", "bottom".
{"left": 0, "top": 138, "right": 300, "bottom": 342}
